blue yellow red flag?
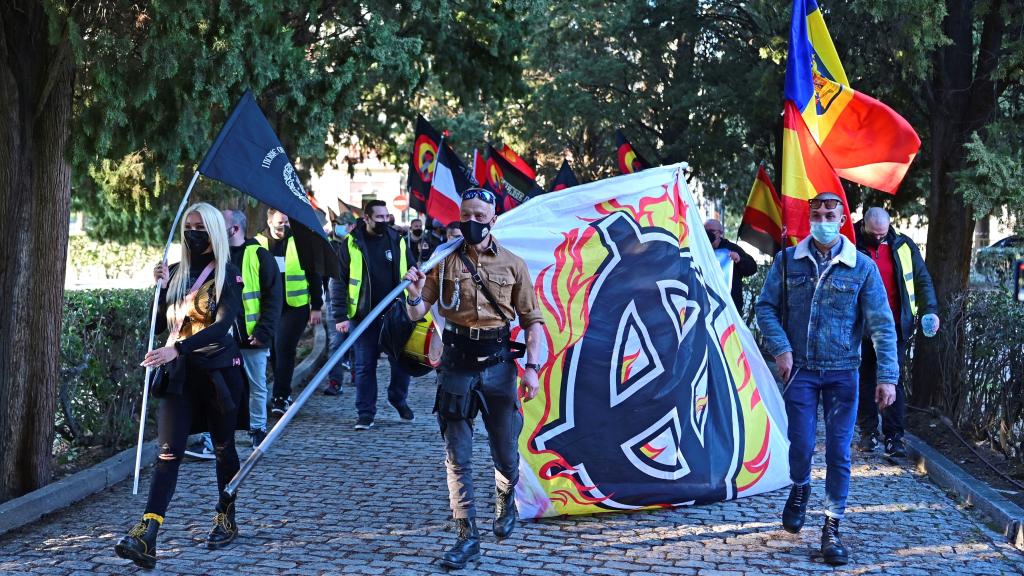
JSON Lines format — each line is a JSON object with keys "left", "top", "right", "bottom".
{"left": 784, "top": 0, "right": 920, "bottom": 194}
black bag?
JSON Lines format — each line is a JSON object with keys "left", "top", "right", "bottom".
{"left": 434, "top": 365, "right": 482, "bottom": 421}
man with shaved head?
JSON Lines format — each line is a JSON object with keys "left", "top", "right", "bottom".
{"left": 855, "top": 207, "right": 938, "bottom": 458}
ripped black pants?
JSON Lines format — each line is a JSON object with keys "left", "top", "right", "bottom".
{"left": 145, "top": 366, "right": 241, "bottom": 518}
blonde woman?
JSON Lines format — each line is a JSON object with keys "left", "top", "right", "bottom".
{"left": 115, "top": 203, "right": 249, "bottom": 569}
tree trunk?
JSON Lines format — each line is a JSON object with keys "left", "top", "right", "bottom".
{"left": 911, "top": 0, "right": 1005, "bottom": 409}
{"left": 0, "top": 3, "right": 74, "bottom": 500}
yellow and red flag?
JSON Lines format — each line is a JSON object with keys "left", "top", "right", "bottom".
{"left": 738, "top": 165, "right": 783, "bottom": 256}
{"left": 785, "top": 0, "right": 920, "bottom": 194}
{"left": 615, "top": 129, "right": 651, "bottom": 174}
{"left": 781, "top": 100, "right": 855, "bottom": 245}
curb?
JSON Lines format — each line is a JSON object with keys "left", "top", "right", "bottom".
{"left": 293, "top": 320, "right": 327, "bottom": 390}
{"left": 905, "top": 433, "right": 1024, "bottom": 550}
{"left": 0, "top": 442, "right": 157, "bottom": 537}
{"left": 0, "top": 323, "right": 328, "bottom": 539}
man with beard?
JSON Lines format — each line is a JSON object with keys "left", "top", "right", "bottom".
{"left": 403, "top": 188, "right": 545, "bottom": 570}
{"left": 332, "top": 200, "right": 413, "bottom": 429}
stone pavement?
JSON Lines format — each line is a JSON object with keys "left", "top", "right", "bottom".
{"left": 1, "top": 363, "right": 1022, "bottom": 576}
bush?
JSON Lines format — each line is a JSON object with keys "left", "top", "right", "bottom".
{"left": 57, "top": 288, "right": 153, "bottom": 460}
{"left": 66, "top": 235, "right": 161, "bottom": 283}
{"left": 910, "top": 289, "right": 1024, "bottom": 463}
{"left": 973, "top": 246, "right": 1024, "bottom": 290}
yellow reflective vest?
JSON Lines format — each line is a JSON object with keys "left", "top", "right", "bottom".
{"left": 239, "top": 244, "right": 263, "bottom": 335}
{"left": 895, "top": 243, "right": 918, "bottom": 317}
{"left": 345, "top": 233, "right": 408, "bottom": 319}
{"left": 256, "top": 234, "right": 309, "bottom": 307}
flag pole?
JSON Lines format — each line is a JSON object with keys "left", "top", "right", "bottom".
{"left": 223, "top": 237, "right": 465, "bottom": 498}
{"left": 132, "top": 170, "right": 201, "bottom": 495}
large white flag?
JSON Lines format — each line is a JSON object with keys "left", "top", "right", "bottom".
{"left": 495, "top": 164, "right": 790, "bottom": 518}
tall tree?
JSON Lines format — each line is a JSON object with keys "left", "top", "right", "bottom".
{"left": 0, "top": 0, "right": 537, "bottom": 501}
{"left": 0, "top": 1, "right": 75, "bottom": 501}
{"left": 912, "top": 0, "right": 1023, "bottom": 407}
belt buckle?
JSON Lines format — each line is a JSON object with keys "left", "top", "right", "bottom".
{"left": 469, "top": 327, "right": 481, "bottom": 340}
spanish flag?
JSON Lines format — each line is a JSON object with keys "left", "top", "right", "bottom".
{"left": 781, "top": 100, "right": 855, "bottom": 245}
{"left": 738, "top": 165, "right": 783, "bottom": 256}
{"left": 785, "top": 0, "right": 920, "bottom": 194}
{"left": 616, "top": 129, "right": 651, "bottom": 174}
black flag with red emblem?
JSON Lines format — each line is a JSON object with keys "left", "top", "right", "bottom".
{"left": 486, "top": 143, "right": 545, "bottom": 214}
{"left": 549, "top": 159, "right": 580, "bottom": 192}
{"left": 616, "top": 129, "right": 651, "bottom": 174}
{"left": 408, "top": 115, "right": 442, "bottom": 214}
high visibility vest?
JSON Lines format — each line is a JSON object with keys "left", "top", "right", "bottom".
{"left": 895, "top": 243, "right": 918, "bottom": 316}
{"left": 346, "top": 234, "right": 408, "bottom": 319}
{"left": 256, "top": 234, "right": 309, "bottom": 307}
{"left": 240, "top": 244, "right": 262, "bottom": 335}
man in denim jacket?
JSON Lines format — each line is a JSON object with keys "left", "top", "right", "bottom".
{"left": 756, "top": 192, "right": 898, "bottom": 566}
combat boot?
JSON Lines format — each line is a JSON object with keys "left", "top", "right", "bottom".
{"left": 207, "top": 497, "right": 238, "bottom": 549}
{"left": 440, "top": 517, "right": 480, "bottom": 570}
{"left": 114, "top": 516, "right": 160, "bottom": 569}
{"left": 781, "top": 482, "right": 810, "bottom": 533}
{"left": 493, "top": 485, "right": 518, "bottom": 539}
{"left": 821, "top": 516, "right": 849, "bottom": 565}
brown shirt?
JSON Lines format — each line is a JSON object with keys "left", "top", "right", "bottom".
{"left": 421, "top": 237, "right": 544, "bottom": 329}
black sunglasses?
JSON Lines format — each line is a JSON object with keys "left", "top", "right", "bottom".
{"left": 808, "top": 198, "right": 841, "bottom": 210}
{"left": 461, "top": 188, "right": 496, "bottom": 204}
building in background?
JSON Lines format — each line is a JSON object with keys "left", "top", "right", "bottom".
{"left": 309, "top": 145, "right": 412, "bottom": 224}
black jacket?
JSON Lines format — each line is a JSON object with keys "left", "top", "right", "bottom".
{"left": 259, "top": 227, "right": 324, "bottom": 310}
{"left": 854, "top": 220, "right": 938, "bottom": 340}
{"left": 718, "top": 238, "right": 758, "bottom": 310}
{"left": 330, "top": 222, "right": 407, "bottom": 324}
{"left": 229, "top": 238, "right": 282, "bottom": 348}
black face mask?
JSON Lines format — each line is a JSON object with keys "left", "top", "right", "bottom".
{"left": 410, "top": 229, "right": 422, "bottom": 239}
{"left": 706, "top": 229, "right": 719, "bottom": 244}
{"left": 459, "top": 219, "right": 491, "bottom": 245}
{"left": 184, "top": 230, "right": 210, "bottom": 254}
{"left": 863, "top": 236, "right": 882, "bottom": 248}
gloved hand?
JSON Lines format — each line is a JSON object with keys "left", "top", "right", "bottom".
{"left": 921, "top": 313, "right": 940, "bottom": 337}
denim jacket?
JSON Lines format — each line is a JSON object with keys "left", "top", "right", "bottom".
{"left": 755, "top": 235, "right": 899, "bottom": 383}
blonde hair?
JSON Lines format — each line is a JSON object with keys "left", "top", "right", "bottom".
{"left": 166, "top": 203, "right": 230, "bottom": 310}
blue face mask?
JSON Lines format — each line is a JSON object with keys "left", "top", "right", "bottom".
{"left": 810, "top": 221, "right": 841, "bottom": 245}
{"left": 334, "top": 225, "right": 348, "bottom": 238}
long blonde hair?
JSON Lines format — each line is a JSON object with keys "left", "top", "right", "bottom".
{"left": 166, "top": 203, "right": 230, "bottom": 309}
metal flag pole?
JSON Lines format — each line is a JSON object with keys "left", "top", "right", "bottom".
{"left": 132, "top": 170, "right": 201, "bottom": 495}
{"left": 224, "top": 237, "right": 465, "bottom": 498}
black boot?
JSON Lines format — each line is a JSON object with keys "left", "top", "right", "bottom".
{"left": 493, "top": 485, "right": 518, "bottom": 539}
{"left": 207, "top": 497, "right": 238, "bottom": 549}
{"left": 114, "top": 517, "right": 159, "bottom": 569}
{"left": 440, "top": 517, "right": 480, "bottom": 570}
{"left": 781, "top": 482, "right": 811, "bottom": 533}
{"left": 820, "top": 516, "right": 849, "bottom": 565}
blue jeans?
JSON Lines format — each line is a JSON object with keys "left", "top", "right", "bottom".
{"left": 327, "top": 323, "right": 351, "bottom": 383}
{"left": 784, "top": 368, "right": 859, "bottom": 519}
{"left": 241, "top": 347, "right": 270, "bottom": 431}
{"left": 353, "top": 319, "right": 411, "bottom": 419}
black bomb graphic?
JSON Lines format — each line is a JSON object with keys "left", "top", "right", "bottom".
{"left": 532, "top": 212, "right": 743, "bottom": 509}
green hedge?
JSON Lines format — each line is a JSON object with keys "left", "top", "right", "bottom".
{"left": 57, "top": 288, "right": 153, "bottom": 462}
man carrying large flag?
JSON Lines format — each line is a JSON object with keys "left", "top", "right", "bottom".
{"left": 615, "top": 129, "right": 651, "bottom": 174}
{"left": 739, "top": 164, "right": 783, "bottom": 255}
{"left": 756, "top": 190, "right": 899, "bottom": 566}
{"left": 786, "top": 0, "right": 920, "bottom": 194}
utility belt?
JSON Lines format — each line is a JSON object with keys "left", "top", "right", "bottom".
{"left": 434, "top": 323, "right": 525, "bottom": 423}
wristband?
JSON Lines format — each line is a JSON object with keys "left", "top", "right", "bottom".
{"left": 406, "top": 294, "right": 423, "bottom": 306}
{"left": 525, "top": 363, "right": 541, "bottom": 372}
